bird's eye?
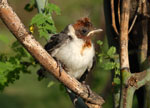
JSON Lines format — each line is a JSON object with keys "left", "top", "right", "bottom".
{"left": 82, "top": 29, "right": 87, "bottom": 33}
{"left": 81, "top": 28, "right": 88, "bottom": 35}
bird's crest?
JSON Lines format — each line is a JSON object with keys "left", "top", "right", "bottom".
{"left": 73, "top": 17, "right": 93, "bottom": 30}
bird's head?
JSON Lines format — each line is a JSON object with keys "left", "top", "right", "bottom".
{"left": 66, "top": 17, "right": 102, "bottom": 55}
{"left": 72, "top": 17, "right": 102, "bottom": 39}
{"left": 73, "top": 17, "right": 93, "bottom": 38}
{"left": 65, "top": 17, "right": 102, "bottom": 40}
{"left": 60, "top": 18, "right": 102, "bottom": 55}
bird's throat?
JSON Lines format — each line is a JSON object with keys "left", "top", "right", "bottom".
{"left": 80, "top": 39, "right": 92, "bottom": 56}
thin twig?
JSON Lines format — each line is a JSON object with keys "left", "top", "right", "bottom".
{"left": 128, "top": 0, "right": 142, "bottom": 33}
{"left": 128, "top": 15, "right": 137, "bottom": 33}
{"left": 118, "top": 0, "right": 120, "bottom": 24}
{"left": 111, "top": 0, "right": 119, "bottom": 35}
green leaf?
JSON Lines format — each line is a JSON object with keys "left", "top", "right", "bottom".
{"left": 47, "top": 81, "right": 55, "bottom": 88}
{"left": 30, "top": 13, "right": 45, "bottom": 25}
{"left": 98, "top": 53, "right": 104, "bottom": 63}
{"left": 38, "top": 29, "right": 49, "bottom": 39}
{"left": 101, "top": 62, "right": 116, "bottom": 70}
{"left": 97, "top": 40, "right": 103, "bottom": 46}
{"left": 0, "top": 62, "right": 15, "bottom": 72}
{"left": 45, "top": 3, "right": 61, "bottom": 15}
{"left": 113, "top": 77, "right": 121, "bottom": 85}
{"left": 115, "top": 68, "right": 120, "bottom": 75}
{"left": 107, "top": 46, "right": 116, "bottom": 57}
{"left": 0, "top": 72, "right": 7, "bottom": 85}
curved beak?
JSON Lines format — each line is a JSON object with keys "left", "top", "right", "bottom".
{"left": 87, "top": 29, "right": 103, "bottom": 37}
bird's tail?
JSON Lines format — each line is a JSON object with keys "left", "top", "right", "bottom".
{"left": 66, "top": 87, "right": 88, "bottom": 108}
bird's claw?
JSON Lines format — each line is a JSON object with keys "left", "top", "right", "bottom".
{"left": 54, "top": 57, "right": 63, "bottom": 77}
{"left": 82, "top": 82, "right": 92, "bottom": 98}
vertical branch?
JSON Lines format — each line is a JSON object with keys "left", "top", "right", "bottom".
{"left": 120, "top": 0, "right": 130, "bottom": 70}
{"left": 118, "top": 0, "right": 120, "bottom": 24}
{"left": 35, "top": 0, "right": 47, "bottom": 13}
{"left": 139, "top": 1, "right": 150, "bottom": 108}
{"left": 119, "top": 0, "right": 132, "bottom": 108}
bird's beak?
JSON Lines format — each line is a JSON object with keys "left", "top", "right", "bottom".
{"left": 87, "top": 29, "right": 103, "bottom": 37}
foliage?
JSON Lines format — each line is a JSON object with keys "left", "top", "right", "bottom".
{"left": 30, "top": 2, "right": 61, "bottom": 40}
{"left": 24, "top": 0, "right": 36, "bottom": 12}
{"left": 0, "top": 41, "right": 36, "bottom": 91}
{"left": 97, "top": 40, "right": 120, "bottom": 91}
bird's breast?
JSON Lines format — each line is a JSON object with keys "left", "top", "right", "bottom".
{"left": 53, "top": 39, "right": 95, "bottom": 79}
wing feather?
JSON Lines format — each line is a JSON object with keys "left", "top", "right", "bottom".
{"left": 44, "top": 33, "right": 71, "bottom": 54}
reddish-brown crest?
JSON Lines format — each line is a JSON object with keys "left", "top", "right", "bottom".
{"left": 73, "top": 17, "right": 93, "bottom": 30}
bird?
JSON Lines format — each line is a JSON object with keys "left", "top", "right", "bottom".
{"left": 37, "top": 17, "right": 102, "bottom": 107}
{"left": 44, "top": 17, "right": 102, "bottom": 81}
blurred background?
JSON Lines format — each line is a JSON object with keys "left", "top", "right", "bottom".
{"left": 0, "top": 0, "right": 113, "bottom": 108}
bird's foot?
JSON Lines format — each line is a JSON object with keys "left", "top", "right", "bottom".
{"left": 81, "top": 82, "right": 92, "bottom": 98}
{"left": 54, "top": 57, "right": 63, "bottom": 77}
{"left": 73, "top": 96, "right": 78, "bottom": 105}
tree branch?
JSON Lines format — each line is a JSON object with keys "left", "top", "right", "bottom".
{"left": 119, "top": 0, "right": 131, "bottom": 108}
{"left": 111, "top": 0, "right": 119, "bottom": 35}
{"left": 0, "top": 0, "right": 104, "bottom": 107}
{"left": 120, "top": 0, "right": 130, "bottom": 70}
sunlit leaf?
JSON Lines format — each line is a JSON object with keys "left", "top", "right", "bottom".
{"left": 47, "top": 81, "right": 55, "bottom": 88}
{"left": 97, "top": 40, "right": 103, "bottom": 46}
{"left": 101, "top": 62, "right": 116, "bottom": 70}
{"left": 113, "top": 77, "right": 120, "bottom": 85}
{"left": 107, "top": 46, "right": 116, "bottom": 57}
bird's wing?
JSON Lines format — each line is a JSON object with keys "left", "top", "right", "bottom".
{"left": 44, "top": 33, "right": 71, "bottom": 54}
{"left": 37, "top": 33, "right": 70, "bottom": 78}
{"left": 79, "top": 56, "right": 96, "bottom": 82}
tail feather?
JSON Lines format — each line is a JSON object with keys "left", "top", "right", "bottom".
{"left": 66, "top": 87, "right": 88, "bottom": 108}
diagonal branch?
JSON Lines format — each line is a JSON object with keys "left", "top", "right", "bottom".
{"left": 0, "top": 0, "right": 104, "bottom": 107}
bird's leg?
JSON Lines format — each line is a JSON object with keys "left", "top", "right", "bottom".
{"left": 53, "top": 57, "right": 63, "bottom": 77}
{"left": 81, "top": 81, "right": 92, "bottom": 98}
{"left": 73, "top": 95, "right": 78, "bottom": 104}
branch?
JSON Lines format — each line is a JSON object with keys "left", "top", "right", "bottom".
{"left": 119, "top": 0, "right": 131, "bottom": 108}
{"left": 118, "top": 0, "right": 120, "bottom": 25}
{"left": 0, "top": 0, "right": 104, "bottom": 107}
{"left": 120, "top": 0, "right": 130, "bottom": 70}
{"left": 111, "top": 0, "right": 119, "bottom": 35}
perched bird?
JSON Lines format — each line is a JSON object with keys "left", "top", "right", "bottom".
{"left": 37, "top": 17, "right": 102, "bottom": 107}
{"left": 44, "top": 17, "right": 102, "bottom": 81}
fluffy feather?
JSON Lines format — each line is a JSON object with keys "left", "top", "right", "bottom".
{"left": 45, "top": 25, "right": 95, "bottom": 80}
